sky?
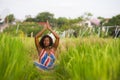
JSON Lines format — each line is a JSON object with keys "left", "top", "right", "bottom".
{"left": 0, "top": 0, "right": 120, "bottom": 20}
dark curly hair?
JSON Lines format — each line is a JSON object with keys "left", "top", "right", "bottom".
{"left": 39, "top": 35, "right": 53, "bottom": 48}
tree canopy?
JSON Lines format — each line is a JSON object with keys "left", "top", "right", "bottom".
{"left": 5, "top": 14, "right": 15, "bottom": 23}
{"left": 35, "top": 12, "right": 54, "bottom": 22}
{"left": 105, "top": 14, "right": 120, "bottom": 26}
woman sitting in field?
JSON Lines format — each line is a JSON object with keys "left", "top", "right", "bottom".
{"left": 34, "top": 21, "right": 59, "bottom": 70}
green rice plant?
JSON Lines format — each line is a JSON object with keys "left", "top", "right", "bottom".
{"left": 0, "top": 34, "right": 42, "bottom": 80}
{"left": 54, "top": 38, "right": 120, "bottom": 80}
{"left": 0, "top": 34, "right": 120, "bottom": 80}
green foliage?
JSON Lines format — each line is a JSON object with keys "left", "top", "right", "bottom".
{"left": 0, "top": 34, "right": 42, "bottom": 80}
{"left": 3, "top": 12, "right": 119, "bottom": 38}
{"left": 25, "top": 17, "right": 35, "bottom": 22}
{"left": 24, "top": 11, "right": 84, "bottom": 30}
{"left": 36, "top": 12, "right": 54, "bottom": 22}
{"left": 105, "top": 14, "right": 120, "bottom": 26}
{"left": 4, "top": 14, "right": 15, "bottom": 23}
{"left": 3, "top": 22, "right": 43, "bottom": 37}
{"left": 69, "top": 17, "right": 83, "bottom": 24}
{"left": 97, "top": 16, "right": 106, "bottom": 26}
{"left": 0, "top": 35, "right": 120, "bottom": 80}
{"left": 57, "top": 17, "right": 69, "bottom": 27}
{"left": 25, "top": 12, "right": 57, "bottom": 27}
{"left": 55, "top": 38, "right": 120, "bottom": 80}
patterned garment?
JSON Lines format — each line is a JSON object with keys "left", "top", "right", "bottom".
{"left": 34, "top": 49, "right": 55, "bottom": 70}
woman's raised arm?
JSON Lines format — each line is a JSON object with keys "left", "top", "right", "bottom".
{"left": 35, "top": 25, "right": 47, "bottom": 53}
{"left": 47, "top": 21, "right": 60, "bottom": 51}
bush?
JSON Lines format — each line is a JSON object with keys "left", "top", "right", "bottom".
{"left": 3, "top": 22, "right": 43, "bottom": 37}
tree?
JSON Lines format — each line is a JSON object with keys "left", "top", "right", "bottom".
{"left": 5, "top": 14, "right": 15, "bottom": 23}
{"left": 35, "top": 12, "right": 54, "bottom": 22}
{"left": 25, "top": 17, "right": 35, "bottom": 22}
{"left": 57, "top": 17, "right": 69, "bottom": 27}
{"left": 97, "top": 16, "right": 106, "bottom": 26}
{"left": 105, "top": 14, "right": 120, "bottom": 26}
{"left": 82, "top": 12, "right": 93, "bottom": 20}
{"left": 69, "top": 17, "right": 83, "bottom": 24}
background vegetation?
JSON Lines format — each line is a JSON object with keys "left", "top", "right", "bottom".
{"left": 2, "top": 12, "right": 120, "bottom": 38}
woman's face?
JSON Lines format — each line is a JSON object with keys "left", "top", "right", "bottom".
{"left": 43, "top": 37, "right": 50, "bottom": 47}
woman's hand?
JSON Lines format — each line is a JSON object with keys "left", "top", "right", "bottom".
{"left": 46, "top": 20, "right": 52, "bottom": 30}
{"left": 43, "top": 24, "right": 48, "bottom": 30}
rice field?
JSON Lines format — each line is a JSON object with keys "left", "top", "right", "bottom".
{"left": 0, "top": 34, "right": 120, "bottom": 80}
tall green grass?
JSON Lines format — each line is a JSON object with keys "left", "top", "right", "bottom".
{"left": 0, "top": 34, "right": 42, "bottom": 80}
{"left": 55, "top": 37, "right": 120, "bottom": 80}
{"left": 0, "top": 34, "right": 120, "bottom": 80}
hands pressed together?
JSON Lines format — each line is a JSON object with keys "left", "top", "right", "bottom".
{"left": 44, "top": 20, "right": 52, "bottom": 31}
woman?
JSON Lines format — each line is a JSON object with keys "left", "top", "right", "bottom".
{"left": 34, "top": 21, "right": 59, "bottom": 70}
